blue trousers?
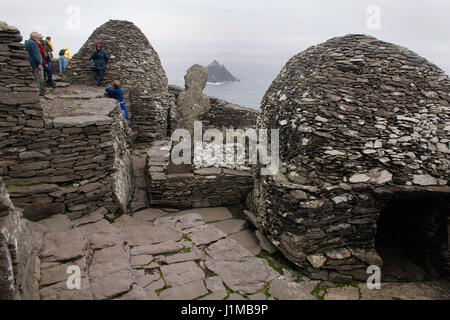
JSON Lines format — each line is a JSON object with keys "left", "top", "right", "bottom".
{"left": 120, "top": 102, "right": 129, "bottom": 120}
{"left": 58, "top": 57, "right": 67, "bottom": 74}
{"left": 96, "top": 69, "right": 105, "bottom": 86}
{"left": 44, "top": 60, "right": 53, "bottom": 82}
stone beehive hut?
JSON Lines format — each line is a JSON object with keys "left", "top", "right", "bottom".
{"left": 63, "top": 20, "right": 175, "bottom": 142}
{"left": 253, "top": 34, "right": 450, "bottom": 282}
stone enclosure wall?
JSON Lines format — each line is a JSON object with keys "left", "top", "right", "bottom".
{"left": 169, "top": 85, "right": 259, "bottom": 131}
{"left": 63, "top": 20, "right": 175, "bottom": 143}
{"left": 253, "top": 34, "right": 450, "bottom": 281}
{"left": 0, "top": 22, "right": 132, "bottom": 221}
{"left": 146, "top": 141, "right": 253, "bottom": 209}
{"left": 0, "top": 181, "right": 40, "bottom": 300}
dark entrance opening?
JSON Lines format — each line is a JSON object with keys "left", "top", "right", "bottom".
{"left": 375, "top": 196, "right": 448, "bottom": 283}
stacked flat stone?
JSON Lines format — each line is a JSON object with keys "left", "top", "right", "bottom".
{"left": 253, "top": 34, "right": 450, "bottom": 281}
{"left": 3, "top": 92, "right": 133, "bottom": 221}
{"left": 63, "top": 20, "right": 175, "bottom": 142}
{"left": 169, "top": 85, "right": 259, "bottom": 131}
{"left": 0, "top": 181, "right": 40, "bottom": 299}
{"left": 146, "top": 141, "right": 253, "bottom": 208}
{"left": 0, "top": 22, "right": 133, "bottom": 221}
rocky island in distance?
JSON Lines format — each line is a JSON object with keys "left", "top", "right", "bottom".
{"left": 206, "top": 60, "right": 239, "bottom": 84}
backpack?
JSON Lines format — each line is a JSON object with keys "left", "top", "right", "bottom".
{"left": 59, "top": 49, "right": 66, "bottom": 56}
{"left": 43, "top": 42, "right": 53, "bottom": 60}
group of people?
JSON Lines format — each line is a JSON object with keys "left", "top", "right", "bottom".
{"left": 25, "top": 32, "right": 57, "bottom": 95}
{"left": 25, "top": 31, "right": 128, "bottom": 118}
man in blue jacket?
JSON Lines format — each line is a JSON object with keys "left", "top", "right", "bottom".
{"left": 90, "top": 43, "right": 109, "bottom": 86}
{"left": 105, "top": 80, "right": 129, "bottom": 119}
{"left": 25, "top": 32, "right": 45, "bottom": 96}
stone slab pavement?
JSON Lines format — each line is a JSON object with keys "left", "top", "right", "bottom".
{"left": 32, "top": 207, "right": 450, "bottom": 300}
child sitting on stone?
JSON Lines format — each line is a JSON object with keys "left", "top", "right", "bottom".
{"left": 105, "top": 80, "right": 128, "bottom": 119}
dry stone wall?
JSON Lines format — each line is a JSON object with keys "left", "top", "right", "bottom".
{"left": 0, "top": 181, "right": 40, "bottom": 300}
{"left": 169, "top": 85, "right": 259, "bottom": 131}
{"left": 63, "top": 20, "right": 175, "bottom": 142}
{"left": 253, "top": 34, "right": 450, "bottom": 281}
{"left": 0, "top": 22, "right": 133, "bottom": 221}
{"left": 146, "top": 141, "right": 253, "bottom": 208}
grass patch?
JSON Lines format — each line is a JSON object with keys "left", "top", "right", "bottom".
{"left": 6, "top": 182, "right": 45, "bottom": 188}
{"left": 311, "top": 281, "right": 328, "bottom": 300}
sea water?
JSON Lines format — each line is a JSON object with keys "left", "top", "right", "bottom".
{"left": 163, "top": 58, "right": 285, "bottom": 110}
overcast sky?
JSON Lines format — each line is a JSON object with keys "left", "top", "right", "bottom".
{"left": 2, "top": 0, "right": 450, "bottom": 76}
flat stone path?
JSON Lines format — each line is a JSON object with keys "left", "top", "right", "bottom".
{"left": 29, "top": 206, "right": 450, "bottom": 300}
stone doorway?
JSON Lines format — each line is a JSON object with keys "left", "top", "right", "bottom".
{"left": 375, "top": 194, "right": 449, "bottom": 283}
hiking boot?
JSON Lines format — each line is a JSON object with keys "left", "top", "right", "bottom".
{"left": 47, "top": 81, "right": 57, "bottom": 88}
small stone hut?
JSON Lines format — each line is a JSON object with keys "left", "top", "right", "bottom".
{"left": 253, "top": 34, "right": 449, "bottom": 282}
{"left": 63, "top": 20, "right": 175, "bottom": 142}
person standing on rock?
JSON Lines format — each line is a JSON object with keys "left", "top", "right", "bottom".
{"left": 58, "top": 47, "right": 68, "bottom": 74}
{"left": 90, "top": 43, "right": 109, "bottom": 86}
{"left": 25, "top": 32, "right": 45, "bottom": 96}
{"left": 41, "top": 37, "right": 56, "bottom": 87}
{"left": 105, "top": 80, "right": 129, "bottom": 119}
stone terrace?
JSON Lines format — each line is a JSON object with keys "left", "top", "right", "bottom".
{"left": 30, "top": 206, "right": 450, "bottom": 300}
{"left": 4, "top": 85, "right": 133, "bottom": 221}
{"left": 146, "top": 141, "right": 253, "bottom": 209}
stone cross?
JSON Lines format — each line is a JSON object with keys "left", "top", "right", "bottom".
{"left": 177, "top": 64, "right": 211, "bottom": 136}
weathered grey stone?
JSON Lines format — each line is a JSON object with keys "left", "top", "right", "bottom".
{"left": 84, "top": 220, "right": 124, "bottom": 250}
{"left": 268, "top": 277, "right": 315, "bottom": 300}
{"left": 206, "top": 238, "right": 254, "bottom": 262}
{"left": 254, "top": 34, "right": 450, "bottom": 281}
{"left": 206, "top": 257, "right": 276, "bottom": 293}
{"left": 325, "top": 287, "right": 360, "bottom": 300}
{"left": 116, "top": 224, "right": 182, "bottom": 246}
{"left": 40, "top": 278, "right": 93, "bottom": 300}
{"left": 229, "top": 230, "right": 261, "bottom": 255}
{"left": 38, "top": 214, "right": 73, "bottom": 232}
{"left": 159, "top": 280, "right": 208, "bottom": 300}
{"left": 161, "top": 261, "right": 205, "bottom": 286}
{"left": 155, "top": 213, "right": 204, "bottom": 230}
{"left": 90, "top": 269, "right": 134, "bottom": 300}
{"left": 131, "top": 241, "right": 184, "bottom": 256}
{"left": 176, "top": 64, "right": 211, "bottom": 135}
{"left": 211, "top": 219, "right": 246, "bottom": 236}
{"left": 187, "top": 224, "right": 227, "bottom": 246}
{"left": 359, "top": 282, "right": 450, "bottom": 300}
{"left": 325, "top": 248, "right": 351, "bottom": 260}
{"left": 179, "top": 207, "right": 233, "bottom": 223}
{"left": 133, "top": 208, "right": 168, "bottom": 222}
{"left": 307, "top": 254, "right": 327, "bottom": 269}
{"left": 90, "top": 246, "right": 130, "bottom": 278}
{"left": 255, "top": 230, "right": 277, "bottom": 254}
{"left": 41, "top": 228, "right": 88, "bottom": 262}
{"left": 40, "top": 258, "right": 87, "bottom": 286}
{"left": 130, "top": 255, "right": 153, "bottom": 267}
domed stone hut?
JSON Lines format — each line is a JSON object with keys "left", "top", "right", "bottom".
{"left": 63, "top": 20, "right": 175, "bottom": 142}
{"left": 253, "top": 34, "right": 449, "bottom": 282}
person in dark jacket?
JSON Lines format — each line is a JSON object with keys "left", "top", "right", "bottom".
{"left": 90, "top": 43, "right": 109, "bottom": 86}
{"left": 25, "top": 32, "right": 45, "bottom": 96}
{"left": 41, "top": 37, "right": 56, "bottom": 87}
{"left": 105, "top": 80, "right": 128, "bottom": 119}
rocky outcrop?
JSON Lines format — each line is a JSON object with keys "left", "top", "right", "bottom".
{"left": 253, "top": 34, "right": 450, "bottom": 280}
{"left": 0, "top": 181, "right": 40, "bottom": 300}
{"left": 206, "top": 60, "right": 239, "bottom": 83}
{"left": 62, "top": 20, "right": 175, "bottom": 142}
